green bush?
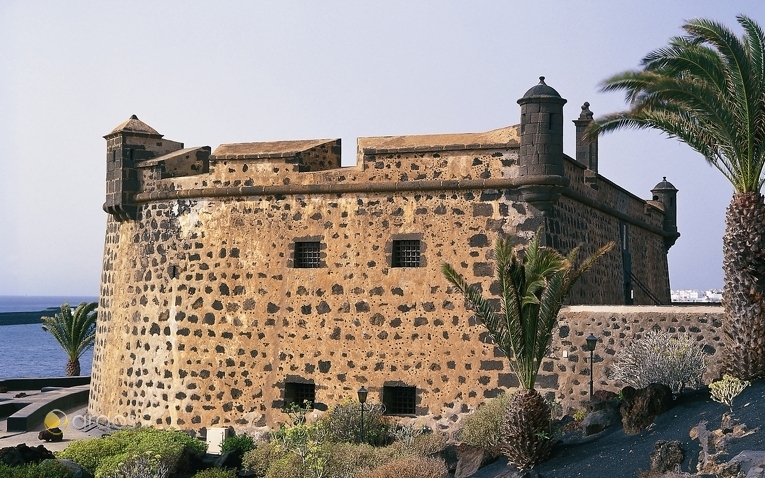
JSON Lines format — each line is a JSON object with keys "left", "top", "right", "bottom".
{"left": 367, "top": 455, "right": 448, "bottom": 478}
{"left": 318, "top": 399, "right": 390, "bottom": 445}
{"left": 192, "top": 468, "right": 238, "bottom": 478}
{"left": 456, "top": 392, "right": 511, "bottom": 449}
{"left": 244, "top": 436, "right": 401, "bottom": 478}
{"left": 572, "top": 409, "right": 586, "bottom": 421}
{"left": 264, "top": 454, "right": 303, "bottom": 478}
{"left": 105, "top": 454, "right": 171, "bottom": 478}
{"left": 56, "top": 427, "right": 206, "bottom": 477}
{"left": 220, "top": 433, "right": 256, "bottom": 456}
{"left": 243, "top": 441, "right": 289, "bottom": 477}
{"left": 0, "top": 460, "right": 76, "bottom": 478}
{"left": 710, "top": 374, "right": 750, "bottom": 411}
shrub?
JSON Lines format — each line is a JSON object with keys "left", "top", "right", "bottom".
{"left": 317, "top": 399, "right": 390, "bottom": 445}
{"left": 710, "top": 374, "right": 750, "bottom": 411}
{"left": 322, "top": 442, "right": 393, "bottom": 477}
{"left": 244, "top": 435, "right": 403, "bottom": 478}
{"left": 220, "top": 433, "right": 256, "bottom": 456}
{"left": 456, "top": 392, "right": 511, "bottom": 449}
{"left": 104, "top": 454, "right": 171, "bottom": 478}
{"left": 243, "top": 441, "right": 289, "bottom": 477}
{"left": 0, "top": 460, "right": 76, "bottom": 478}
{"left": 192, "top": 468, "right": 238, "bottom": 478}
{"left": 264, "top": 454, "right": 303, "bottom": 478}
{"left": 56, "top": 427, "right": 206, "bottom": 477}
{"left": 367, "top": 455, "right": 448, "bottom": 478}
{"left": 388, "top": 430, "right": 447, "bottom": 457}
{"left": 611, "top": 330, "right": 708, "bottom": 393}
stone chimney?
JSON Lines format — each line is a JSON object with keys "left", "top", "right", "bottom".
{"left": 573, "top": 102, "right": 598, "bottom": 173}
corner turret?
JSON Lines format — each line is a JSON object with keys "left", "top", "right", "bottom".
{"left": 103, "top": 115, "right": 183, "bottom": 221}
{"left": 652, "top": 177, "right": 680, "bottom": 250}
{"left": 516, "top": 77, "right": 569, "bottom": 214}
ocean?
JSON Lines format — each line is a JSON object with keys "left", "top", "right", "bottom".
{"left": 0, "top": 296, "right": 98, "bottom": 378}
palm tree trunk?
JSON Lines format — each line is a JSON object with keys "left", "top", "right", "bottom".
{"left": 500, "top": 388, "right": 554, "bottom": 470}
{"left": 722, "top": 192, "right": 765, "bottom": 380}
{"left": 65, "top": 358, "right": 81, "bottom": 377}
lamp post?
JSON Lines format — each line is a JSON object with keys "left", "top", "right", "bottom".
{"left": 357, "top": 386, "right": 368, "bottom": 444}
{"left": 586, "top": 333, "right": 598, "bottom": 401}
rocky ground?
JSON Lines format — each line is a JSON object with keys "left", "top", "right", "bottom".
{"left": 466, "top": 380, "right": 765, "bottom": 478}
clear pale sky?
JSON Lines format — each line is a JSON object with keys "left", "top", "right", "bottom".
{"left": 1, "top": 1, "right": 761, "bottom": 296}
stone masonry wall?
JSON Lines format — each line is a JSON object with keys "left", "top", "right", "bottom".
{"left": 90, "top": 144, "right": 555, "bottom": 435}
{"left": 551, "top": 159, "right": 671, "bottom": 305}
{"left": 90, "top": 124, "right": 678, "bottom": 437}
{"left": 552, "top": 305, "right": 725, "bottom": 412}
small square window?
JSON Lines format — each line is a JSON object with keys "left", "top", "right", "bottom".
{"left": 294, "top": 241, "right": 321, "bottom": 268}
{"left": 392, "top": 240, "right": 421, "bottom": 268}
{"left": 383, "top": 385, "right": 416, "bottom": 415}
{"left": 284, "top": 382, "right": 315, "bottom": 409}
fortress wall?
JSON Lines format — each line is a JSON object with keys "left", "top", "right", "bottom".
{"left": 550, "top": 159, "right": 671, "bottom": 305}
{"left": 90, "top": 147, "right": 558, "bottom": 435}
{"left": 548, "top": 195, "right": 670, "bottom": 305}
{"left": 91, "top": 117, "right": 679, "bottom": 435}
{"left": 552, "top": 305, "right": 725, "bottom": 410}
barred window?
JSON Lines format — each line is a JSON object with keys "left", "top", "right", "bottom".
{"left": 392, "top": 240, "right": 421, "bottom": 268}
{"left": 285, "top": 382, "right": 315, "bottom": 409}
{"left": 294, "top": 241, "right": 321, "bottom": 268}
{"left": 383, "top": 385, "right": 416, "bottom": 415}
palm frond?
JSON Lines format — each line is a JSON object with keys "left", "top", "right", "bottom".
{"left": 41, "top": 301, "right": 98, "bottom": 363}
{"left": 590, "top": 15, "right": 765, "bottom": 194}
{"left": 443, "top": 230, "right": 610, "bottom": 390}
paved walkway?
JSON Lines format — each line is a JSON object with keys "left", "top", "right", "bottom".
{"left": 0, "top": 388, "right": 101, "bottom": 452}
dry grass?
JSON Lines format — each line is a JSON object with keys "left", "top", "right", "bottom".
{"left": 367, "top": 455, "right": 448, "bottom": 478}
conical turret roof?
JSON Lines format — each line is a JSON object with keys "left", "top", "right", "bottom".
{"left": 521, "top": 76, "right": 562, "bottom": 99}
{"left": 652, "top": 177, "right": 677, "bottom": 191}
{"left": 106, "top": 115, "right": 162, "bottom": 137}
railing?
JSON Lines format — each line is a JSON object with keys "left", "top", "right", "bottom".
{"left": 629, "top": 271, "right": 663, "bottom": 305}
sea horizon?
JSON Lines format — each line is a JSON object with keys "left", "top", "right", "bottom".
{"left": 0, "top": 295, "right": 99, "bottom": 314}
{"left": 0, "top": 296, "right": 98, "bottom": 378}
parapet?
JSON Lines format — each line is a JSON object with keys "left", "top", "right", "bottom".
{"left": 210, "top": 138, "right": 342, "bottom": 175}
{"left": 357, "top": 125, "right": 519, "bottom": 155}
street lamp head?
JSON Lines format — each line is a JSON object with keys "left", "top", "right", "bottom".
{"left": 357, "top": 386, "right": 368, "bottom": 404}
{"left": 586, "top": 333, "right": 598, "bottom": 352}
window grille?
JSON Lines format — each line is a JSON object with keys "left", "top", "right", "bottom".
{"left": 383, "top": 385, "right": 416, "bottom": 415}
{"left": 284, "top": 382, "right": 315, "bottom": 408}
{"left": 294, "top": 241, "right": 321, "bottom": 268}
{"left": 392, "top": 240, "right": 421, "bottom": 268}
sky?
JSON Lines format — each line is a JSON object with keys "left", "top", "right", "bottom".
{"left": 0, "top": 1, "right": 762, "bottom": 296}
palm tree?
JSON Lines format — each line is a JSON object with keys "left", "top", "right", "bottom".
{"left": 41, "top": 302, "right": 98, "bottom": 376}
{"left": 442, "top": 230, "right": 611, "bottom": 470}
{"left": 586, "top": 15, "right": 765, "bottom": 380}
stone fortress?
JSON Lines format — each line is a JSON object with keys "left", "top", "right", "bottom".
{"left": 89, "top": 77, "right": 684, "bottom": 434}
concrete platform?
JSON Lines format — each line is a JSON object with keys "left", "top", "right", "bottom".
{"left": 0, "top": 380, "right": 103, "bottom": 452}
{"left": 0, "top": 403, "right": 98, "bottom": 452}
{"left": 5, "top": 385, "right": 89, "bottom": 432}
